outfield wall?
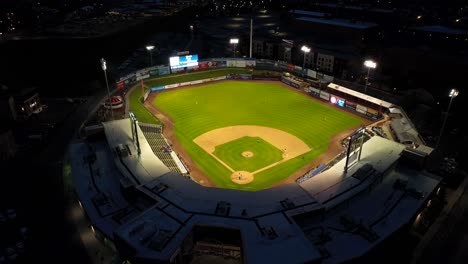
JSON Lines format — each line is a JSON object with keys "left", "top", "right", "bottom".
{"left": 122, "top": 57, "right": 389, "bottom": 121}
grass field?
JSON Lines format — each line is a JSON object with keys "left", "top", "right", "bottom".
{"left": 129, "top": 68, "right": 252, "bottom": 124}
{"left": 152, "top": 80, "right": 365, "bottom": 191}
{"left": 213, "top": 136, "right": 284, "bottom": 172}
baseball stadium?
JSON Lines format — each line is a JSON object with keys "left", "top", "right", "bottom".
{"left": 69, "top": 57, "right": 441, "bottom": 264}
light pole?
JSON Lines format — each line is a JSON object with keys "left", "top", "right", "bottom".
{"left": 436, "top": 88, "right": 459, "bottom": 149}
{"left": 146, "top": 45, "right": 155, "bottom": 67}
{"left": 100, "top": 58, "right": 114, "bottom": 120}
{"left": 363, "top": 60, "right": 377, "bottom": 93}
{"left": 301, "top": 45, "right": 311, "bottom": 77}
{"left": 230, "top": 38, "right": 239, "bottom": 57}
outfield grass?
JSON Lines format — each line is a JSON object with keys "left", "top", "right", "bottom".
{"left": 213, "top": 136, "right": 284, "bottom": 172}
{"left": 153, "top": 81, "right": 366, "bottom": 191}
{"left": 128, "top": 68, "right": 251, "bottom": 124}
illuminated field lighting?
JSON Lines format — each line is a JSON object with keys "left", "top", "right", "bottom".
{"left": 301, "top": 45, "right": 311, "bottom": 53}
{"left": 364, "top": 60, "right": 377, "bottom": 69}
{"left": 146, "top": 45, "right": 155, "bottom": 51}
{"left": 301, "top": 45, "right": 311, "bottom": 77}
{"left": 363, "top": 60, "right": 377, "bottom": 93}
{"left": 449, "top": 88, "right": 459, "bottom": 98}
{"left": 100, "top": 58, "right": 106, "bottom": 71}
{"left": 436, "top": 88, "right": 459, "bottom": 148}
{"left": 230, "top": 38, "right": 239, "bottom": 44}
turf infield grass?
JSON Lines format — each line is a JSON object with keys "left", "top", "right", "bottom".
{"left": 213, "top": 136, "right": 284, "bottom": 172}
{"left": 153, "top": 80, "right": 365, "bottom": 191}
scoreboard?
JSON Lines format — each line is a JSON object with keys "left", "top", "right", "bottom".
{"left": 169, "top": 54, "right": 199, "bottom": 69}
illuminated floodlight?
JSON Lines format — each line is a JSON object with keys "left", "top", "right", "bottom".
{"left": 230, "top": 38, "right": 239, "bottom": 44}
{"left": 436, "top": 88, "right": 460, "bottom": 148}
{"left": 100, "top": 58, "right": 106, "bottom": 71}
{"left": 301, "top": 45, "right": 311, "bottom": 53}
{"left": 146, "top": 45, "right": 155, "bottom": 51}
{"left": 364, "top": 60, "right": 377, "bottom": 69}
{"left": 449, "top": 88, "right": 459, "bottom": 98}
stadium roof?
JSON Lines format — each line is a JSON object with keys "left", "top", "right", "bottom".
{"left": 327, "top": 83, "right": 394, "bottom": 108}
{"left": 289, "top": 9, "right": 326, "bottom": 17}
{"left": 296, "top": 16, "right": 378, "bottom": 29}
{"left": 102, "top": 119, "right": 170, "bottom": 184}
{"left": 413, "top": 25, "right": 468, "bottom": 35}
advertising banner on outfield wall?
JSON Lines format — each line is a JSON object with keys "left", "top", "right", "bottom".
{"left": 308, "top": 87, "right": 321, "bottom": 96}
{"left": 119, "top": 72, "right": 136, "bottom": 82}
{"left": 345, "top": 100, "right": 357, "bottom": 110}
{"left": 165, "top": 83, "right": 180, "bottom": 89}
{"left": 136, "top": 68, "right": 150, "bottom": 81}
{"left": 307, "top": 69, "right": 317, "bottom": 79}
{"left": 226, "top": 59, "right": 256, "bottom": 68}
{"left": 149, "top": 66, "right": 170, "bottom": 77}
{"left": 294, "top": 65, "right": 303, "bottom": 75}
{"left": 356, "top": 104, "right": 368, "bottom": 114}
{"left": 226, "top": 74, "right": 253, "bottom": 80}
{"left": 255, "top": 59, "right": 276, "bottom": 69}
{"left": 319, "top": 91, "right": 330, "bottom": 100}
{"left": 366, "top": 108, "right": 379, "bottom": 119}
{"left": 198, "top": 60, "right": 226, "bottom": 69}
{"left": 281, "top": 76, "right": 301, "bottom": 89}
{"left": 277, "top": 61, "right": 289, "bottom": 70}
{"left": 330, "top": 95, "right": 346, "bottom": 107}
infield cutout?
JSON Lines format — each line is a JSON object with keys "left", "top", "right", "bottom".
{"left": 193, "top": 125, "right": 311, "bottom": 184}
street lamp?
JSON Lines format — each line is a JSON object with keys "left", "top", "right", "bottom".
{"left": 146, "top": 45, "right": 155, "bottom": 67}
{"left": 363, "top": 60, "right": 377, "bottom": 93}
{"left": 100, "top": 58, "right": 114, "bottom": 120}
{"left": 436, "top": 88, "right": 459, "bottom": 149}
{"left": 301, "top": 45, "right": 311, "bottom": 77}
{"left": 230, "top": 38, "right": 239, "bottom": 57}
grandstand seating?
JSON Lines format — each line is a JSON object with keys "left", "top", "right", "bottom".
{"left": 139, "top": 123, "right": 183, "bottom": 173}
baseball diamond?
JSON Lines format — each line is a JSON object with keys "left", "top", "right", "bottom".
{"left": 144, "top": 80, "right": 368, "bottom": 191}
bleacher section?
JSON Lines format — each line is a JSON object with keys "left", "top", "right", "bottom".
{"left": 139, "top": 123, "right": 182, "bottom": 174}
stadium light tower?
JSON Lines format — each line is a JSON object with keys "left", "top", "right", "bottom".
{"left": 230, "top": 38, "right": 239, "bottom": 57}
{"left": 363, "top": 60, "right": 377, "bottom": 93}
{"left": 146, "top": 45, "right": 155, "bottom": 67}
{"left": 301, "top": 45, "right": 311, "bottom": 77}
{"left": 436, "top": 88, "right": 459, "bottom": 149}
{"left": 100, "top": 58, "right": 113, "bottom": 120}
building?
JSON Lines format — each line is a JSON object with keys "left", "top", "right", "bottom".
{"left": 289, "top": 9, "right": 379, "bottom": 43}
{"left": 251, "top": 38, "right": 293, "bottom": 63}
{"left": 0, "top": 87, "right": 42, "bottom": 121}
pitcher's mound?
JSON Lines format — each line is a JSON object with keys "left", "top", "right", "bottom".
{"left": 231, "top": 171, "right": 254, "bottom": 184}
{"left": 242, "top": 151, "right": 254, "bottom": 158}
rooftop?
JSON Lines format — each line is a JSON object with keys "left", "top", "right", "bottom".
{"left": 296, "top": 16, "right": 378, "bottom": 30}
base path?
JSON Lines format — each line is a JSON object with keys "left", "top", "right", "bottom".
{"left": 194, "top": 125, "right": 311, "bottom": 159}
